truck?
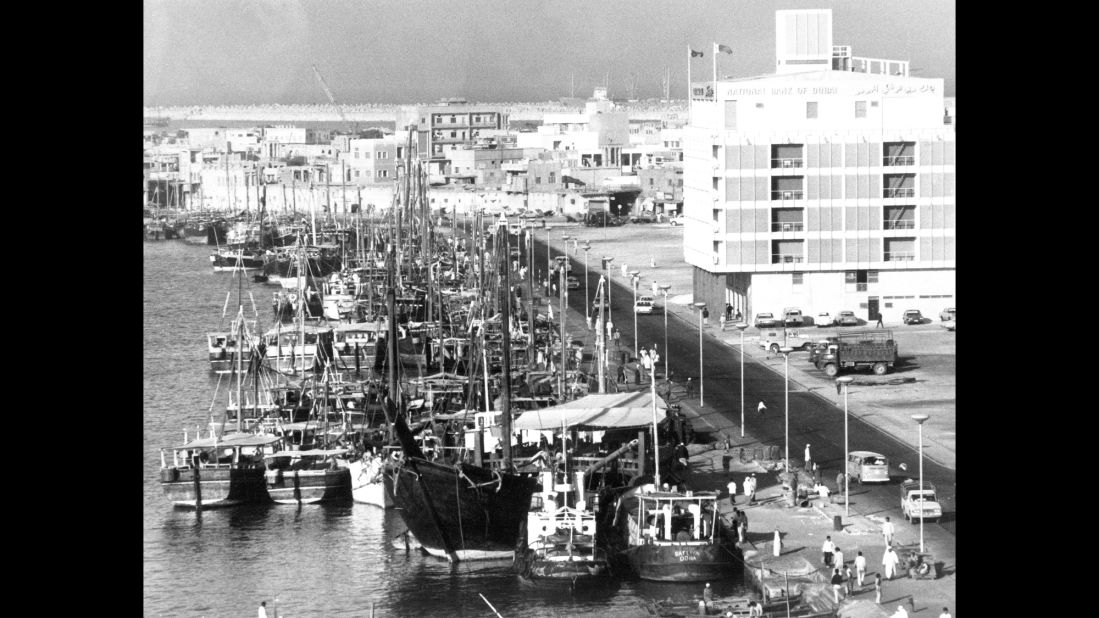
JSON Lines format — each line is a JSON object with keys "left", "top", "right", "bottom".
{"left": 900, "top": 480, "right": 943, "bottom": 523}
{"left": 758, "top": 328, "right": 815, "bottom": 354}
{"left": 813, "top": 329, "right": 897, "bottom": 376}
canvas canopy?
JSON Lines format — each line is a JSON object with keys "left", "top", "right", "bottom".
{"left": 512, "top": 392, "right": 667, "bottom": 431}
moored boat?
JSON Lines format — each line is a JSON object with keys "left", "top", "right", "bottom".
{"left": 160, "top": 432, "right": 284, "bottom": 508}
{"left": 262, "top": 449, "right": 352, "bottom": 505}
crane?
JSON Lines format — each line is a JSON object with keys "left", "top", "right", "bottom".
{"left": 311, "top": 64, "right": 356, "bottom": 134}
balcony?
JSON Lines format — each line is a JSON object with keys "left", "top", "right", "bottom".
{"left": 883, "top": 220, "right": 915, "bottom": 230}
{"left": 771, "top": 190, "right": 804, "bottom": 201}
{"left": 883, "top": 187, "right": 915, "bottom": 199}
{"left": 883, "top": 156, "right": 915, "bottom": 166}
{"left": 772, "top": 254, "right": 804, "bottom": 264}
{"left": 884, "top": 252, "right": 915, "bottom": 261}
{"left": 771, "top": 222, "right": 804, "bottom": 232}
{"left": 433, "top": 118, "right": 469, "bottom": 128}
{"left": 771, "top": 158, "right": 804, "bottom": 169}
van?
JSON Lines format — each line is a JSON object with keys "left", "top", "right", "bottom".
{"left": 846, "top": 451, "right": 890, "bottom": 484}
{"left": 758, "top": 328, "right": 814, "bottom": 354}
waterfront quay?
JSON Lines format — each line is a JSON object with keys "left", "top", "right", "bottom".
{"left": 522, "top": 217, "right": 956, "bottom": 615}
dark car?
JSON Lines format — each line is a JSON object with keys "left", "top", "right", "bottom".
{"left": 584, "top": 212, "right": 624, "bottom": 227}
{"left": 629, "top": 211, "right": 656, "bottom": 224}
{"left": 836, "top": 311, "right": 859, "bottom": 327}
{"left": 903, "top": 310, "right": 924, "bottom": 325}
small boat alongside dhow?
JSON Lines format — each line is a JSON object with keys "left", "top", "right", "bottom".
{"left": 159, "top": 432, "right": 285, "bottom": 509}
{"left": 262, "top": 449, "right": 352, "bottom": 505}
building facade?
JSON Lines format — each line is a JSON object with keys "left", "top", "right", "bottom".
{"left": 683, "top": 9, "right": 955, "bottom": 324}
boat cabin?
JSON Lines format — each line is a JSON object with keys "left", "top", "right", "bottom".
{"left": 628, "top": 492, "right": 722, "bottom": 546}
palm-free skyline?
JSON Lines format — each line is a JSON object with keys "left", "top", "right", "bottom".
{"left": 144, "top": 0, "right": 955, "bottom": 106}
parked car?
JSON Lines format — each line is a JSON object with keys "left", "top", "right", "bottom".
{"left": 566, "top": 276, "right": 580, "bottom": 290}
{"left": 783, "top": 308, "right": 804, "bottom": 327}
{"left": 634, "top": 297, "right": 655, "bottom": 314}
{"left": 903, "top": 310, "right": 924, "bottom": 325}
{"left": 836, "top": 311, "right": 859, "bottom": 327}
{"left": 943, "top": 320, "right": 956, "bottom": 331}
{"left": 629, "top": 211, "right": 656, "bottom": 224}
{"left": 669, "top": 214, "right": 687, "bottom": 226}
{"left": 754, "top": 312, "right": 780, "bottom": 329}
{"left": 553, "top": 256, "right": 573, "bottom": 274}
{"left": 816, "top": 312, "right": 834, "bottom": 327}
{"left": 846, "top": 451, "right": 890, "bottom": 484}
{"left": 939, "top": 307, "right": 956, "bottom": 322}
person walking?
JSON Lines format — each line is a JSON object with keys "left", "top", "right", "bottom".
{"left": 938, "top": 607, "right": 952, "bottom": 618}
{"left": 702, "top": 582, "right": 713, "bottom": 611}
{"left": 613, "top": 328, "right": 621, "bottom": 349}
{"left": 855, "top": 550, "right": 867, "bottom": 586}
{"left": 258, "top": 601, "right": 268, "bottom": 618}
{"left": 804, "top": 443, "right": 812, "bottom": 471}
{"left": 882, "top": 546, "right": 900, "bottom": 580}
{"left": 617, "top": 364, "right": 626, "bottom": 383}
{"left": 720, "top": 313, "right": 727, "bottom": 331}
{"left": 821, "top": 536, "right": 836, "bottom": 567}
{"left": 890, "top": 605, "right": 908, "bottom": 618}
{"left": 727, "top": 480, "right": 737, "bottom": 506}
{"left": 737, "top": 509, "right": 748, "bottom": 541}
{"left": 831, "top": 568, "right": 844, "bottom": 604}
{"left": 757, "top": 400, "right": 767, "bottom": 415}
{"left": 833, "top": 547, "right": 845, "bottom": 571}
{"left": 844, "top": 564, "right": 854, "bottom": 594}
{"left": 881, "top": 516, "right": 895, "bottom": 546}
{"left": 874, "top": 573, "right": 883, "bottom": 603}
{"left": 746, "top": 473, "right": 757, "bottom": 504}
{"left": 875, "top": 313, "right": 884, "bottom": 328}
{"left": 702, "top": 306, "right": 710, "bottom": 326}
{"left": 586, "top": 314, "right": 593, "bottom": 331}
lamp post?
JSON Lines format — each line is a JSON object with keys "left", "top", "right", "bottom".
{"left": 736, "top": 322, "right": 749, "bottom": 438}
{"left": 583, "top": 242, "right": 591, "bottom": 327}
{"left": 837, "top": 376, "right": 854, "bottom": 517}
{"left": 780, "top": 346, "right": 794, "bottom": 471}
{"left": 659, "top": 285, "right": 671, "bottom": 384}
{"left": 694, "top": 302, "right": 706, "bottom": 407}
{"left": 630, "top": 270, "right": 640, "bottom": 367}
{"left": 911, "top": 413, "right": 930, "bottom": 553}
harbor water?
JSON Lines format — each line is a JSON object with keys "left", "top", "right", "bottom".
{"left": 142, "top": 239, "right": 747, "bottom": 616}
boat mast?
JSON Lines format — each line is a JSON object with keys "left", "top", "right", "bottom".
{"left": 497, "top": 216, "right": 513, "bottom": 468}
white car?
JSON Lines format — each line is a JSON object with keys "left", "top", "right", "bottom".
{"left": 634, "top": 297, "right": 655, "bottom": 314}
{"left": 669, "top": 214, "right": 687, "bottom": 226}
{"left": 816, "top": 312, "right": 834, "bottom": 327}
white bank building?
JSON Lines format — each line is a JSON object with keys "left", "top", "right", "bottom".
{"left": 683, "top": 9, "right": 955, "bottom": 325}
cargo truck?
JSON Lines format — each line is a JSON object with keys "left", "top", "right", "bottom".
{"left": 813, "top": 329, "right": 897, "bottom": 376}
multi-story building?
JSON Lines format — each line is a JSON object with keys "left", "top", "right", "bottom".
{"left": 396, "top": 100, "right": 508, "bottom": 158}
{"left": 340, "top": 137, "right": 398, "bottom": 185}
{"left": 683, "top": 8, "right": 954, "bottom": 323}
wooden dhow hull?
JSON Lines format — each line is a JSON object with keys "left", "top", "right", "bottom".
{"left": 161, "top": 466, "right": 267, "bottom": 509}
{"left": 263, "top": 467, "right": 352, "bottom": 505}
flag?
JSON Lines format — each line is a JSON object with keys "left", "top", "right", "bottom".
{"left": 690, "top": 49, "right": 704, "bottom": 58}
{"left": 717, "top": 43, "right": 734, "bottom": 55}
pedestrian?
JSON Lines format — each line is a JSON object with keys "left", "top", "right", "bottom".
{"left": 875, "top": 313, "right": 884, "bottom": 328}
{"left": 855, "top": 551, "right": 867, "bottom": 586}
{"left": 746, "top": 473, "right": 757, "bottom": 503}
{"left": 874, "top": 573, "right": 883, "bottom": 603}
{"left": 833, "top": 547, "right": 845, "bottom": 570}
{"left": 746, "top": 600, "right": 762, "bottom": 617}
{"left": 613, "top": 328, "right": 621, "bottom": 348}
{"left": 727, "top": 480, "right": 737, "bottom": 506}
{"left": 881, "top": 516, "right": 895, "bottom": 546}
{"left": 831, "top": 568, "right": 844, "bottom": 603}
{"left": 821, "top": 535, "right": 835, "bottom": 567}
{"left": 258, "top": 601, "right": 268, "bottom": 618}
{"left": 703, "top": 582, "right": 713, "bottom": 611}
{"left": 702, "top": 306, "right": 710, "bottom": 326}
{"left": 617, "top": 364, "right": 626, "bottom": 383}
{"left": 720, "top": 313, "right": 727, "bottom": 331}
{"left": 836, "top": 471, "right": 846, "bottom": 495}
{"left": 725, "top": 303, "right": 733, "bottom": 319}
{"left": 804, "top": 443, "right": 811, "bottom": 471}
{"left": 890, "top": 605, "right": 908, "bottom": 618}
{"left": 757, "top": 400, "right": 767, "bottom": 415}
{"left": 882, "top": 546, "right": 900, "bottom": 580}
{"left": 845, "top": 564, "right": 854, "bottom": 594}
{"left": 586, "top": 314, "right": 593, "bottom": 330}
{"left": 938, "top": 607, "right": 952, "bottom": 618}
{"left": 634, "top": 365, "right": 642, "bottom": 385}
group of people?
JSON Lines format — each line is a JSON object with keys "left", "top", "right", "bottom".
{"left": 726, "top": 473, "right": 758, "bottom": 507}
{"left": 822, "top": 535, "right": 876, "bottom": 604}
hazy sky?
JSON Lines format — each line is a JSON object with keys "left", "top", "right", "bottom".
{"left": 144, "top": 0, "right": 955, "bottom": 105}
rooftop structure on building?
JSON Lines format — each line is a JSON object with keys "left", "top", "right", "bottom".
{"left": 684, "top": 8, "right": 954, "bottom": 326}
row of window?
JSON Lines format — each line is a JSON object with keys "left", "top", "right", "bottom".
{"left": 350, "top": 169, "right": 389, "bottom": 179}
{"left": 351, "top": 150, "right": 391, "bottom": 159}
{"left": 713, "top": 238, "right": 925, "bottom": 264}
{"left": 804, "top": 99, "right": 878, "bottom": 119}
{"left": 713, "top": 142, "right": 917, "bottom": 168}
{"left": 716, "top": 173, "right": 922, "bottom": 200}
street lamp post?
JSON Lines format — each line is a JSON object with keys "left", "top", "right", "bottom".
{"left": 736, "top": 322, "right": 749, "bottom": 438}
{"left": 630, "top": 270, "right": 640, "bottom": 367}
{"left": 911, "top": 413, "right": 930, "bottom": 553}
{"left": 694, "top": 302, "right": 706, "bottom": 407}
{"left": 659, "top": 285, "right": 671, "bottom": 384}
{"left": 602, "top": 257, "right": 613, "bottom": 313}
{"left": 780, "top": 346, "right": 794, "bottom": 471}
{"left": 837, "top": 376, "right": 855, "bottom": 517}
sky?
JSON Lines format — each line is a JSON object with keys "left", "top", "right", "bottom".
{"left": 144, "top": 0, "right": 955, "bottom": 106}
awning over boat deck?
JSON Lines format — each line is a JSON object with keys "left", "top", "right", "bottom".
{"left": 265, "top": 449, "right": 349, "bottom": 458}
{"left": 513, "top": 392, "right": 668, "bottom": 431}
{"left": 173, "top": 433, "right": 284, "bottom": 450}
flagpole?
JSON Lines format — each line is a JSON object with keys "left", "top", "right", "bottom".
{"left": 687, "top": 46, "right": 692, "bottom": 124}
{"left": 712, "top": 42, "right": 718, "bottom": 86}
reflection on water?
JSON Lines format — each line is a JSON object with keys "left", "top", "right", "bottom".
{"left": 143, "top": 241, "right": 749, "bottom": 616}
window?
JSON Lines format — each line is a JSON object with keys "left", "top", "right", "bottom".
{"left": 806, "top": 102, "right": 818, "bottom": 119}
{"left": 847, "top": 270, "right": 871, "bottom": 292}
{"left": 855, "top": 101, "right": 867, "bottom": 118}
{"left": 883, "top": 205, "right": 916, "bottom": 229}
{"left": 771, "top": 208, "right": 804, "bottom": 232}
{"left": 883, "top": 142, "right": 914, "bottom": 166}
{"left": 771, "top": 144, "right": 804, "bottom": 169}
{"left": 378, "top": 170, "right": 389, "bottom": 178}
{"left": 771, "top": 239, "right": 804, "bottom": 263}
{"left": 884, "top": 238, "right": 915, "bottom": 261}
{"left": 792, "top": 273, "right": 803, "bottom": 285}
{"left": 712, "top": 145, "right": 720, "bottom": 159}
{"left": 712, "top": 209, "right": 720, "bottom": 222}
{"left": 535, "top": 177, "right": 542, "bottom": 184}
{"left": 678, "top": 179, "right": 683, "bottom": 187}
{"left": 712, "top": 177, "right": 720, "bottom": 191}
{"left": 649, "top": 178, "right": 654, "bottom": 186}
{"left": 755, "top": 102, "right": 764, "bottom": 108}
{"left": 883, "top": 174, "right": 916, "bottom": 198}
{"left": 771, "top": 176, "right": 804, "bottom": 200}
{"left": 548, "top": 172, "right": 556, "bottom": 183}
{"left": 713, "top": 241, "right": 721, "bottom": 253}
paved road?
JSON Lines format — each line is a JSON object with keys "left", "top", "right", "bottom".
{"left": 527, "top": 234, "right": 956, "bottom": 541}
